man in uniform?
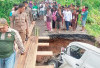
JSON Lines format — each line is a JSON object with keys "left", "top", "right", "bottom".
{"left": 11, "top": 4, "right": 29, "bottom": 43}
{"left": 23, "top": 1, "right": 34, "bottom": 41}
{"left": 23, "top": 1, "right": 33, "bottom": 25}
{"left": 0, "top": 18, "right": 25, "bottom": 68}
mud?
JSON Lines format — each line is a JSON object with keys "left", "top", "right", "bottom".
{"left": 36, "top": 34, "right": 96, "bottom": 66}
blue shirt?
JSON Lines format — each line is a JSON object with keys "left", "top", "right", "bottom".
{"left": 9, "top": 12, "right": 13, "bottom": 16}
{"left": 9, "top": 11, "right": 14, "bottom": 17}
{"left": 82, "top": 11, "right": 88, "bottom": 21}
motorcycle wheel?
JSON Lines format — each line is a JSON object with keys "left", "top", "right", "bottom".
{"left": 48, "top": 60, "right": 58, "bottom": 68}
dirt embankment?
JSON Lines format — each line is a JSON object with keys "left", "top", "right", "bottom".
{"left": 38, "top": 38, "right": 94, "bottom": 54}
{"left": 37, "top": 37, "right": 94, "bottom": 65}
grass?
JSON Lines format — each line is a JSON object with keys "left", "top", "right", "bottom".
{"left": 78, "top": 14, "right": 100, "bottom": 37}
{"left": 86, "top": 23, "right": 100, "bottom": 37}
{"left": 57, "top": 0, "right": 100, "bottom": 38}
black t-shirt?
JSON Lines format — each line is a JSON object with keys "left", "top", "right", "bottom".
{"left": 56, "top": 12, "right": 62, "bottom": 22}
{"left": 76, "top": 10, "right": 81, "bottom": 20}
{"left": 76, "top": 10, "right": 81, "bottom": 14}
{"left": 51, "top": 8, "right": 54, "bottom": 13}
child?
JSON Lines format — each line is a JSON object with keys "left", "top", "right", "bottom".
{"left": 52, "top": 8, "right": 57, "bottom": 32}
{"left": 80, "top": 6, "right": 85, "bottom": 21}
{"left": 82, "top": 6, "right": 85, "bottom": 13}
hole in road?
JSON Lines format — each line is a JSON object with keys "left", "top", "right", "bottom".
{"left": 36, "top": 34, "right": 97, "bottom": 66}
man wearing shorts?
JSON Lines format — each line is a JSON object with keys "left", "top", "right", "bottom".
{"left": 81, "top": 7, "right": 88, "bottom": 31}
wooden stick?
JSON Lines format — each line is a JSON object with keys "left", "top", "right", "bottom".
{"left": 37, "top": 51, "right": 53, "bottom": 56}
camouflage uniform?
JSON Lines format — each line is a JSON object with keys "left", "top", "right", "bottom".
{"left": 12, "top": 10, "right": 29, "bottom": 42}
{"left": 24, "top": 7, "right": 33, "bottom": 25}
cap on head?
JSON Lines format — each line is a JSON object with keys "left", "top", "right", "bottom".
{"left": 0, "top": 18, "right": 8, "bottom": 28}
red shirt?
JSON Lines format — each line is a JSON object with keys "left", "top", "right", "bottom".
{"left": 82, "top": 9, "right": 85, "bottom": 12}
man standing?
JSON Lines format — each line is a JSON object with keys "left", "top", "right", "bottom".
{"left": 11, "top": 4, "right": 29, "bottom": 43}
{"left": 39, "top": 1, "right": 45, "bottom": 20}
{"left": 29, "top": 1, "right": 33, "bottom": 9}
{"left": 23, "top": 1, "right": 33, "bottom": 41}
{"left": 62, "top": 7, "right": 67, "bottom": 30}
{"left": 64, "top": 7, "right": 72, "bottom": 31}
{"left": 0, "top": 18, "right": 25, "bottom": 68}
{"left": 33, "top": 3, "right": 38, "bottom": 10}
{"left": 81, "top": 6, "right": 88, "bottom": 31}
{"left": 76, "top": 6, "right": 81, "bottom": 21}
{"left": 9, "top": 4, "right": 18, "bottom": 22}
{"left": 72, "top": 9, "right": 77, "bottom": 31}
{"left": 23, "top": 1, "right": 33, "bottom": 25}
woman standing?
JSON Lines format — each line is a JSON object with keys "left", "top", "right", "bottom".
{"left": 29, "top": 1, "right": 33, "bottom": 9}
{"left": 46, "top": 8, "right": 52, "bottom": 31}
{"left": 52, "top": 8, "right": 57, "bottom": 32}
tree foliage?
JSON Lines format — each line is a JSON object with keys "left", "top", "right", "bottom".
{"left": 0, "top": 0, "right": 23, "bottom": 24}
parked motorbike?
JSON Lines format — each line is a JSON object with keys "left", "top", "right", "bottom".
{"left": 32, "top": 9, "right": 38, "bottom": 21}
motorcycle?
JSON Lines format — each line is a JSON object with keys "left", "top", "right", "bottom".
{"left": 32, "top": 9, "right": 38, "bottom": 21}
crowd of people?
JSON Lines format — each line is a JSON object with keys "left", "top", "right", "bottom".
{"left": 0, "top": 1, "right": 88, "bottom": 68}
{"left": 9, "top": 1, "right": 89, "bottom": 33}
{"left": 42, "top": 2, "right": 89, "bottom": 33}
{"left": 31, "top": 1, "right": 88, "bottom": 33}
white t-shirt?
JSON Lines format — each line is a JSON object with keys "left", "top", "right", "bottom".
{"left": 64, "top": 10, "right": 72, "bottom": 21}
{"left": 63, "top": 10, "right": 66, "bottom": 19}
{"left": 40, "top": 4, "right": 45, "bottom": 11}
